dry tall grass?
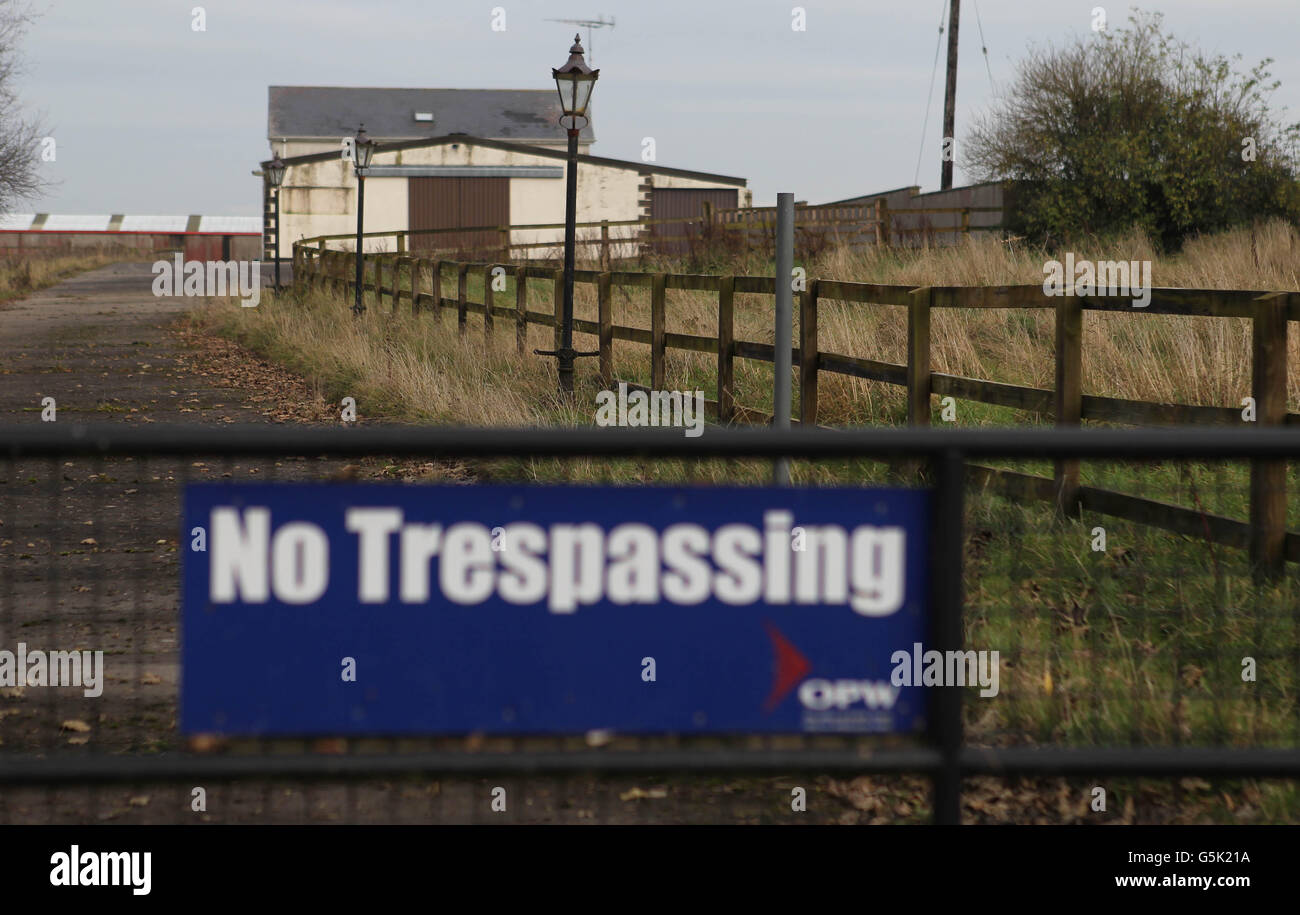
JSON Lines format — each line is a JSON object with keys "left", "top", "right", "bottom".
{"left": 197, "top": 286, "right": 582, "bottom": 427}
{"left": 204, "top": 219, "right": 1299, "bottom": 430}
{"left": 811, "top": 220, "right": 1299, "bottom": 420}
{"left": 0, "top": 250, "right": 125, "bottom": 302}
{"left": 580, "top": 220, "right": 1300, "bottom": 424}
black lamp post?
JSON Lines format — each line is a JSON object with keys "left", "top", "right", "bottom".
{"left": 351, "top": 125, "right": 376, "bottom": 316}
{"left": 265, "top": 154, "right": 286, "bottom": 291}
{"left": 538, "top": 35, "right": 599, "bottom": 395}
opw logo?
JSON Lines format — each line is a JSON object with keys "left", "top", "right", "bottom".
{"left": 761, "top": 621, "right": 899, "bottom": 713}
{"left": 798, "top": 679, "right": 898, "bottom": 710}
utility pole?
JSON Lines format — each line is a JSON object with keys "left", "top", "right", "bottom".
{"left": 941, "top": 0, "right": 960, "bottom": 190}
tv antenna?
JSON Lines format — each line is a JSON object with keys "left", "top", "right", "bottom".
{"left": 544, "top": 16, "right": 615, "bottom": 63}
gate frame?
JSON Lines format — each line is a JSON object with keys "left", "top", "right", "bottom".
{"left": 3, "top": 424, "right": 1299, "bottom": 824}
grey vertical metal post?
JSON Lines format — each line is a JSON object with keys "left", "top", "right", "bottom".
{"left": 773, "top": 193, "right": 794, "bottom": 485}
{"left": 929, "top": 448, "right": 965, "bottom": 824}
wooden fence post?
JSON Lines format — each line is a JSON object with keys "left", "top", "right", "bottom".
{"left": 799, "top": 279, "right": 819, "bottom": 425}
{"left": 1054, "top": 296, "right": 1083, "bottom": 517}
{"left": 878, "top": 200, "right": 891, "bottom": 247}
{"left": 430, "top": 261, "right": 443, "bottom": 323}
{"left": 373, "top": 255, "right": 383, "bottom": 308}
{"left": 411, "top": 258, "right": 422, "bottom": 315}
{"left": 907, "top": 288, "right": 932, "bottom": 426}
{"left": 717, "top": 275, "right": 735, "bottom": 422}
{"left": 598, "top": 272, "right": 613, "bottom": 386}
{"left": 499, "top": 227, "right": 510, "bottom": 263}
{"left": 1250, "top": 295, "right": 1288, "bottom": 580}
{"left": 396, "top": 233, "right": 406, "bottom": 254}
{"left": 961, "top": 208, "right": 970, "bottom": 241}
{"left": 515, "top": 266, "right": 528, "bottom": 356}
{"left": 600, "top": 220, "right": 610, "bottom": 270}
{"left": 651, "top": 273, "right": 667, "bottom": 390}
{"left": 391, "top": 257, "right": 404, "bottom": 311}
{"left": 483, "top": 264, "right": 495, "bottom": 339}
{"left": 457, "top": 263, "right": 469, "bottom": 335}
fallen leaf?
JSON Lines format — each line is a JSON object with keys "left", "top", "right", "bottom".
{"left": 80, "top": 538, "right": 97, "bottom": 546}
{"left": 61, "top": 719, "right": 91, "bottom": 732}
{"left": 619, "top": 786, "right": 668, "bottom": 801}
{"left": 139, "top": 673, "right": 162, "bottom": 685}
{"left": 188, "top": 734, "right": 224, "bottom": 753}
{"left": 129, "top": 796, "right": 150, "bottom": 807}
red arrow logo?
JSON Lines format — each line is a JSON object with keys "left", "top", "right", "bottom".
{"left": 762, "top": 621, "right": 812, "bottom": 713}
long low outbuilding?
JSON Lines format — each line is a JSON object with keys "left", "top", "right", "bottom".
{"left": 0, "top": 214, "right": 262, "bottom": 260}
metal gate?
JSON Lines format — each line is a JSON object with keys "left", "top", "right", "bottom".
{"left": 1, "top": 424, "right": 1297, "bottom": 825}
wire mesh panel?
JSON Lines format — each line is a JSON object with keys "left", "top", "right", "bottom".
{"left": 0, "top": 426, "right": 1296, "bottom": 824}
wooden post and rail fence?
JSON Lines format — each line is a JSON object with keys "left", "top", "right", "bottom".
{"left": 291, "top": 238, "right": 1298, "bottom": 580}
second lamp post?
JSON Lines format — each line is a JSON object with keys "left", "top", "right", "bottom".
{"left": 351, "top": 125, "right": 376, "bottom": 316}
{"left": 264, "top": 155, "right": 287, "bottom": 291}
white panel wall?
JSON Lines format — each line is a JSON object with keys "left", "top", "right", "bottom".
{"left": 277, "top": 140, "right": 745, "bottom": 260}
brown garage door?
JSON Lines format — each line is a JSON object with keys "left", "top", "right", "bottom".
{"left": 408, "top": 177, "right": 509, "bottom": 256}
{"left": 651, "top": 187, "right": 738, "bottom": 253}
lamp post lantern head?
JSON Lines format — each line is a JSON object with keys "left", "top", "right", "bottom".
{"left": 265, "top": 154, "right": 287, "bottom": 188}
{"left": 353, "top": 125, "right": 376, "bottom": 171}
{"left": 552, "top": 34, "right": 599, "bottom": 126}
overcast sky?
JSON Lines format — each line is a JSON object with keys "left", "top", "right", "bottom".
{"left": 18, "top": 0, "right": 1300, "bottom": 214}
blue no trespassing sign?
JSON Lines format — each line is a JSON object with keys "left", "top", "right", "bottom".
{"left": 181, "top": 484, "right": 930, "bottom": 736}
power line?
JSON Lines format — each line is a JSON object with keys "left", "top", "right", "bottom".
{"left": 971, "top": 0, "right": 995, "bottom": 91}
{"left": 914, "top": 0, "right": 948, "bottom": 188}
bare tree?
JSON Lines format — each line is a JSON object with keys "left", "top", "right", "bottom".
{"left": 0, "top": 1, "right": 46, "bottom": 214}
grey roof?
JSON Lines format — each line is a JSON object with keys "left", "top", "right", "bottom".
{"left": 268, "top": 86, "right": 593, "bottom": 143}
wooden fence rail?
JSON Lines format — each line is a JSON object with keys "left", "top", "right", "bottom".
{"left": 292, "top": 244, "right": 1299, "bottom": 578}
{"left": 295, "top": 201, "right": 999, "bottom": 263}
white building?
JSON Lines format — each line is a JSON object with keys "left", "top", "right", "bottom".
{"left": 260, "top": 86, "right": 750, "bottom": 260}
